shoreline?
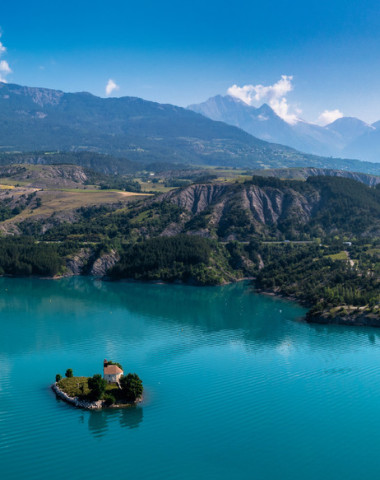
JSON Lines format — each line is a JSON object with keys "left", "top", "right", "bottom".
{"left": 51, "top": 382, "right": 142, "bottom": 410}
{"left": 2, "top": 271, "right": 255, "bottom": 286}
{"left": 256, "top": 287, "right": 380, "bottom": 328}
{"left": 4, "top": 273, "right": 379, "bottom": 329}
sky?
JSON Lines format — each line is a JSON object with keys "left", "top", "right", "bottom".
{"left": 2, "top": 0, "right": 380, "bottom": 124}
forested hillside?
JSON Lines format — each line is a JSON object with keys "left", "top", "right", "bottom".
{"left": 0, "top": 172, "right": 377, "bottom": 324}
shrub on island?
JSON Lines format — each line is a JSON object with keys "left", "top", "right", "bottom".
{"left": 103, "top": 393, "right": 116, "bottom": 406}
{"left": 56, "top": 374, "right": 62, "bottom": 382}
{"left": 87, "top": 374, "right": 107, "bottom": 401}
{"left": 120, "top": 373, "right": 143, "bottom": 401}
{"left": 65, "top": 368, "right": 73, "bottom": 378}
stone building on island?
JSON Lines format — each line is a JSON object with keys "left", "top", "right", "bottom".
{"left": 103, "top": 359, "right": 123, "bottom": 384}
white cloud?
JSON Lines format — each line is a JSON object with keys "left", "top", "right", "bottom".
{"left": 227, "top": 75, "right": 300, "bottom": 124}
{"left": 317, "top": 109, "right": 344, "bottom": 126}
{"left": 105, "top": 79, "right": 119, "bottom": 97}
{"left": 0, "top": 36, "right": 11, "bottom": 83}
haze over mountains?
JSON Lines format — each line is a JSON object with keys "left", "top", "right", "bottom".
{"left": 0, "top": 82, "right": 379, "bottom": 175}
{"left": 188, "top": 95, "right": 380, "bottom": 162}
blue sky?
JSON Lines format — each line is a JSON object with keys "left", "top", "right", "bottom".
{"left": 2, "top": 0, "right": 380, "bottom": 123}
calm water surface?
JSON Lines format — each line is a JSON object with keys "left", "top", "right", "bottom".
{"left": 1, "top": 278, "right": 380, "bottom": 479}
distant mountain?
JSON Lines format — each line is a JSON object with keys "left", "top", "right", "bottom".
{"left": 188, "top": 95, "right": 297, "bottom": 145}
{"left": 326, "top": 117, "right": 373, "bottom": 143}
{"left": 0, "top": 82, "right": 309, "bottom": 169}
{"left": 343, "top": 122, "right": 380, "bottom": 163}
{"left": 188, "top": 95, "right": 379, "bottom": 162}
{"left": 0, "top": 82, "right": 379, "bottom": 174}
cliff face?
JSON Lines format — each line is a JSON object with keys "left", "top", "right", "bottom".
{"left": 240, "top": 184, "right": 319, "bottom": 225}
{"left": 154, "top": 176, "right": 380, "bottom": 239}
{"left": 89, "top": 250, "right": 120, "bottom": 276}
{"left": 65, "top": 249, "right": 120, "bottom": 277}
{"left": 161, "top": 182, "right": 321, "bottom": 238}
{"left": 165, "top": 184, "right": 230, "bottom": 214}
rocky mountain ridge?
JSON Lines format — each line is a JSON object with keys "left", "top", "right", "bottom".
{"left": 0, "top": 82, "right": 378, "bottom": 173}
{"left": 188, "top": 95, "right": 379, "bottom": 162}
{"left": 143, "top": 176, "right": 380, "bottom": 240}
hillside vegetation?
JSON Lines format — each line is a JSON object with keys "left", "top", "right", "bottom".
{"left": 251, "top": 167, "right": 380, "bottom": 186}
{"left": 0, "top": 171, "right": 377, "bottom": 324}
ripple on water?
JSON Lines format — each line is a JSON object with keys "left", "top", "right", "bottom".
{"left": 2, "top": 278, "right": 380, "bottom": 480}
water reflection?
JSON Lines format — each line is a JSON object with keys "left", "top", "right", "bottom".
{"left": 0, "top": 277, "right": 307, "bottom": 354}
{"left": 1, "top": 277, "right": 379, "bottom": 360}
{"left": 87, "top": 407, "right": 144, "bottom": 437}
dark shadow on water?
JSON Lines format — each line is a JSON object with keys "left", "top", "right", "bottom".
{"left": 119, "top": 406, "right": 144, "bottom": 429}
{"left": 87, "top": 407, "right": 143, "bottom": 437}
{"left": 88, "top": 410, "right": 108, "bottom": 438}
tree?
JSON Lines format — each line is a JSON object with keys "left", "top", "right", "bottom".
{"left": 55, "top": 374, "right": 62, "bottom": 383}
{"left": 65, "top": 368, "right": 73, "bottom": 378}
{"left": 103, "top": 393, "right": 116, "bottom": 406}
{"left": 120, "top": 373, "right": 143, "bottom": 401}
{"left": 104, "top": 360, "right": 123, "bottom": 370}
{"left": 88, "top": 374, "right": 107, "bottom": 401}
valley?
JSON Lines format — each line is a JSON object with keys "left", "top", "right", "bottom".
{"left": 0, "top": 162, "right": 376, "bottom": 326}
{"left": 0, "top": 84, "right": 377, "bottom": 327}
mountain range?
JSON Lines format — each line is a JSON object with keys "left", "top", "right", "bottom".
{"left": 188, "top": 95, "right": 380, "bottom": 162}
{"left": 0, "top": 82, "right": 379, "bottom": 175}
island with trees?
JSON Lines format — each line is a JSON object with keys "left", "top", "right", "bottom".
{"left": 52, "top": 361, "right": 143, "bottom": 409}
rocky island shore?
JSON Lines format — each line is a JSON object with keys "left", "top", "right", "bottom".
{"left": 53, "top": 364, "right": 143, "bottom": 410}
{"left": 51, "top": 382, "right": 142, "bottom": 410}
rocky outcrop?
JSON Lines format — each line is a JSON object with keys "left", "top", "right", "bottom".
{"left": 307, "top": 311, "right": 380, "bottom": 327}
{"left": 89, "top": 250, "right": 120, "bottom": 276}
{"left": 164, "top": 183, "right": 229, "bottom": 214}
{"left": 51, "top": 383, "right": 142, "bottom": 410}
{"left": 52, "top": 383, "right": 103, "bottom": 410}
{"left": 0, "top": 164, "right": 90, "bottom": 188}
{"left": 160, "top": 182, "right": 321, "bottom": 237}
{"left": 65, "top": 249, "right": 120, "bottom": 277}
{"left": 65, "top": 248, "right": 93, "bottom": 276}
{"left": 7, "top": 84, "right": 64, "bottom": 107}
{"left": 242, "top": 184, "right": 319, "bottom": 225}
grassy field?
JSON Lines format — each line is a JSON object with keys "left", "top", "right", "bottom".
{"left": 137, "top": 179, "right": 174, "bottom": 193}
{"left": 0, "top": 178, "right": 28, "bottom": 186}
{"left": 2, "top": 189, "right": 149, "bottom": 224}
{"left": 58, "top": 376, "right": 123, "bottom": 401}
{"left": 325, "top": 251, "right": 349, "bottom": 261}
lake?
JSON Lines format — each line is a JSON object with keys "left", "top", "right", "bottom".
{"left": 1, "top": 277, "right": 380, "bottom": 479}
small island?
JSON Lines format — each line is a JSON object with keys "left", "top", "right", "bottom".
{"left": 52, "top": 360, "right": 143, "bottom": 410}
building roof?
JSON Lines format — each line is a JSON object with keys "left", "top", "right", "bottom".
{"left": 104, "top": 364, "right": 123, "bottom": 375}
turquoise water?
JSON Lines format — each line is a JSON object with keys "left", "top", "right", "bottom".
{"left": 1, "top": 278, "right": 380, "bottom": 479}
